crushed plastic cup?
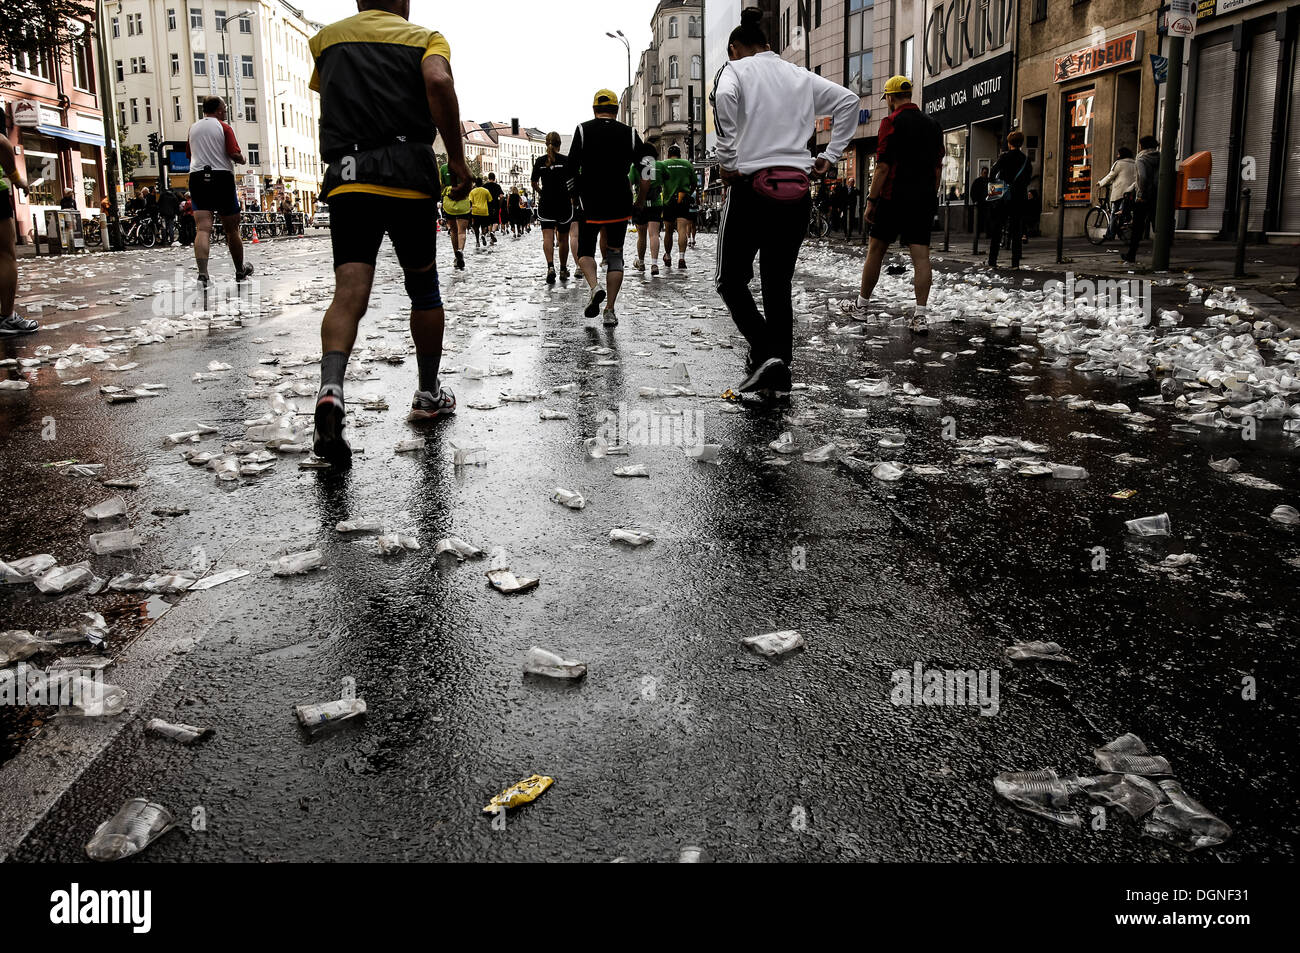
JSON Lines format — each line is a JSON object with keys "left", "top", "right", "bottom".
{"left": 1125, "top": 513, "right": 1171, "bottom": 537}
{"left": 1162, "top": 554, "right": 1199, "bottom": 568}
{"left": 1004, "top": 641, "right": 1075, "bottom": 663}
{"left": 552, "top": 488, "right": 586, "bottom": 510}
{"left": 85, "top": 798, "right": 176, "bottom": 861}
{"left": 63, "top": 675, "right": 128, "bottom": 717}
{"left": 803, "top": 444, "right": 838, "bottom": 463}
{"left": 272, "top": 550, "right": 323, "bottom": 576}
{"left": 610, "top": 528, "right": 655, "bottom": 547}
{"left": 678, "top": 845, "right": 711, "bottom": 863}
{"left": 1209, "top": 457, "right": 1241, "bottom": 473}
{"left": 295, "top": 697, "right": 367, "bottom": 729}
{"left": 613, "top": 465, "right": 650, "bottom": 478}
{"left": 1050, "top": 464, "right": 1089, "bottom": 480}
{"left": 82, "top": 496, "right": 127, "bottom": 520}
{"left": 1, "top": 630, "right": 50, "bottom": 666}
{"left": 685, "top": 443, "right": 721, "bottom": 462}
{"left": 376, "top": 533, "right": 420, "bottom": 554}
{"left": 395, "top": 437, "right": 426, "bottom": 454}
{"left": 88, "top": 529, "right": 143, "bottom": 555}
{"left": 1271, "top": 505, "right": 1299, "bottom": 525}
{"left": 34, "top": 562, "right": 94, "bottom": 594}
{"left": 992, "top": 769, "right": 1082, "bottom": 829}
{"left": 336, "top": 519, "right": 385, "bottom": 534}
{"left": 1078, "top": 773, "right": 1164, "bottom": 820}
{"left": 2, "top": 553, "right": 58, "bottom": 583}
{"left": 189, "top": 568, "right": 250, "bottom": 591}
{"left": 1142, "top": 780, "right": 1232, "bottom": 851}
{"left": 523, "top": 646, "right": 587, "bottom": 680}
{"left": 1093, "top": 733, "right": 1173, "bottom": 777}
{"left": 872, "top": 462, "right": 905, "bottom": 482}
{"left": 434, "top": 537, "right": 483, "bottom": 561}
{"left": 451, "top": 442, "right": 488, "bottom": 467}
{"left": 146, "top": 718, "right": 213, "bottom": 745}
{"left": 483, "top": 774, "right": 554, "bottom": 814}
{"left": 769, "top": 432, "right": 797, "bottom": 454}
{"left": 741, "top": 630, "right": 805, "bottom": 657}
{"left": 486, "top": 567, "right": 540, "bottom": 595}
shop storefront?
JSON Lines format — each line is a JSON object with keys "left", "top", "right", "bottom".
{"left": 1018, "top": 16, "right": 1157, "bottom": 238}
{"left": 1181, "top": 0, "right": 1299, "bottom": 236}
{"left": 922, "top": 50, "right": 1014, "bottom": 230}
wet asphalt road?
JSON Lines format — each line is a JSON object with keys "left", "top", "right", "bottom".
{"left": 1, "top": 228, "right": 1297, "bottom": 862}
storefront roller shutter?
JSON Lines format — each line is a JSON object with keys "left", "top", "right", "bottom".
{"left": 1188, "top": 40, "right": 1234, "bottom": 232}
{"left": 1282, "top": 43, "right": 1300, "bottom": 232}
{"left": 1242, "top": 31, "right": 1277, "bottom": 232}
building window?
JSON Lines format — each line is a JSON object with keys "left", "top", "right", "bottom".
{"left": 217, "top": 54, "right": 229, "bottom": 77}
{"left": 691, "top": 55, "right": 701, "bottom": 81}
{"left": 972, "top": 0, "right": 988, "bottom": 57}
{"left": 783, "top": 9, "right": 790, "bottom": 50}
{"left": 139, "top": 55, "right": 147, "bottom": 73}
{"left": 72, "top": 34, "right": 92, "bottom": 90}
{"left": 900, "top": 36, "right": 914, "bottom": 79}
{"left": 174, "top": 96, "right": 182, "bottom": 121}
{"left": 670, "top": 99, "right": 681, "bottom": 122}
{"left": 815, "top": 0, "right": 823, "bottom": 28}
{"left": 926, "top": 6, "right": 945, "bottom": 76}
{"left": 693, "top": 95, "right": 702, "bottom": 123}
{"left": 193, "top": 53, "right": 207, "bottom": 76}
{"left": 190, "top": 7, "right": 203, "bottom": 29}
{"left": 118, "top": 102, "right": 128, "bottom": 130}
{"left": 651, "top": 63, "right": 659, "bottom": 85}
{"left": 244, "top": 98, "right": 257, "bottom": 122}
{"left": 989, "top": 0, "right": 1009, "bottom": 46}
{"left": 129, "top": 57, "right": 138, "bottom": 74}
{"left": 280, "top": 103, "right": 287, "bottom": 126}
{"left": 115, "top": 59, "right": 124, "bottom": 82}
{"left": 132, "top": 13, "right": 143, "bottom": 35}
{"left": 669, "top": 16, "right": 679, "bottom": 39}
{"left": 248, "top": 143, "right": 260, "bottom": 164}
{"left": 196, "top": 96, "right": 205, "bottom": 119}
{"left": 239, "top": 15, "right": 252, "bottom": 33}
{"left": 847, "top": 0, "right": 874, "bottom": 97}
{"left": 284, "top": 146, "right": 291, "bottom": 168}
{"left": 168, "top": 9, "right": 176, "bottom": 30}
{"left": 144, "top": 98, "right": 152, "bottom": 122}
{"left": 111, "top": 17, "right": 120, "bottom": 39}
{"left": 1030, "top": 0, "right": 1047, "bottom": 23}
{"left": 216, "top": 9, "right": 226, "bottom": 31}
{"left": 130, "top": 98, "right": 139, "bottom": 123}
{"left": 688, "top": 15, "right": 702, "bottom": 38}
{"left": 669, "top": 55, "right": 679, "bottom": 86}
{"left": 126, "top": 14, "right": 135, "bottom": 36}
{"left": 651, "top": 104, "right": 659, "bottom": 126}
{"left": 171, "top": 53, "right": 180, "bottom": 76}
{"left": 241, "top": 55, "right": 254, "bottom": 78}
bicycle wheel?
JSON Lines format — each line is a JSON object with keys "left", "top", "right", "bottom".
{"left": 138, "top": 221, "right": 157, "bottom": 248}
{"left": 1084, "top": 206, "right": 1111, "bottom": 245}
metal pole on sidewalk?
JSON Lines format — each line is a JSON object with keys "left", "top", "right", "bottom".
{"left": 944, "top": 201, "right": 951, "bottom": 252}
{"left": 1152, "top": 35, "right": 1185, "bottom": 272}
{"left": 972, "top": 204, "right": 980, "bottom": 255}
{"left": 1234, "top": 188, "right": 1250, "bottom": 278}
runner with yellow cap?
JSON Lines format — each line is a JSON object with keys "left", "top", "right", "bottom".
{"left": 566, "top": 89, "right": 656, "bottom": 327}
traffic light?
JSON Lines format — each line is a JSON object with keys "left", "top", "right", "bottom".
{"left": 147, "top": 132, "right": 160, "bottom": 153}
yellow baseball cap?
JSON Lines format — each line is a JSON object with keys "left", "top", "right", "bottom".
{"left": 882, "top": 75, "right": 913, "bottom": 99}
{"left": 593, "top": 89, "right": 620, "bottom": 108}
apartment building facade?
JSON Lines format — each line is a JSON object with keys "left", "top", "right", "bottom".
{"left": 2, "top": 14, "right": 108, "bottom": 242}
{"left": 630, "top": 0, "right": 705, "bottom": 158}
{"left": 106, "top": 0, "right": 323, "bottom": 212}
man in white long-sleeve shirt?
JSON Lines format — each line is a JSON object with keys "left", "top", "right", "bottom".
{"left": 712, "top": 7, "right": 858, "bottom": 394}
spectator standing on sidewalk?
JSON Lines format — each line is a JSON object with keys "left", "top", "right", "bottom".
{"left": 158, "top": 188, "right": 180, "bottom": 244}
{"left": 0, "top": 109, "right": 38, "bottom": 335}
{"left": 1122, "top": 136, "right": 1160, "bottom": 265}
{"left": 844, "top": 180, "right": 860, "bottom": 240}
{"left": 987, "top": 131, "right": 1032, "bottom": 269}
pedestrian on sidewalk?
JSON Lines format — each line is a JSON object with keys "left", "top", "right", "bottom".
{"left": 186, "top": 97, "right": 253, "bottom": 285}
{"left": 566, "top": 88, "right": 655, "bottom": 327}
{"left": 1097, "top": 147, "right": 1136, "bottom": 241}
{"left": 987, "top": 131, "right": 1032, "bottom": 270}
{"left": 1123, "top": 136, "right": 1160, "bottom": 265}
{"left": 841, "top": 74, "right": 944, "bottom": 332}
{"left": 0, "top": 110, "right": 37, "bottom": 336}
{"left": 158, "top": 188, "right": 180, "bottom": 244}
{"left": 713, "top": 6, "right": 858, "bottom": 393}
{"left": 308, "top": 0, "right": 471, "bottom": 467}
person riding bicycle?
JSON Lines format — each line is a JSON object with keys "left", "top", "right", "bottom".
{"left": 1096, "top": 147, "right": 1136, "bottom": 241}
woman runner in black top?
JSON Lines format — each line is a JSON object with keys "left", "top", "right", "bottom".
{"left": 532, "top": 131, "right": 573, "bottom": 284}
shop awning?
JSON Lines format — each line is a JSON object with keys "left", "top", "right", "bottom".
{"left": 34, "top": 123, "right": 105, "bottom": 147}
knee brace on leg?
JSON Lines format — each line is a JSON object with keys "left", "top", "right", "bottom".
{"left": 606, "top": 247, "right": 625, "bottom": 274}
{"left": 404, "top": 268, "right": 442, "bottom": 311}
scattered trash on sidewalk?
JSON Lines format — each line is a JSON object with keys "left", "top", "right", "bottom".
{"left": 82, "top": 496, "right": 127, "bottom": 520}
{"left": 272, "top": 550, "right": 323, "bottom": 576}
{"left": 993, "top": 769, "right": 1083, "bottom": 829}
{"left": 1271, "top": 505, "right": 1299, "bottom": 525}
{"left": 741, "top": 630, "right": 805, "bottom": 657}
{"left": 1093, "top": 733, "right": 1173, "bottom": 776}
{"left": 294, "top": 697, "right": 367, "bottom": 729}
{"left": 486, "top": 566, "right": 540, "bottom": 594}
{"left": 1004, "top": 641, "right": 1075, "bottom": 663}
{"left": 552, "top": 488, "right": 586, "bottom": 510}
{"left": 434, "top": 537, "right": 483, "bottom": 560}
{"left": 189, "top": 568, "right": 249, "bottom": 590}
{"left": 523, "top": 647, "right": 587, "bottom": 680}
{"left": 483, "top": 774, "right": 553, "bottom": 814}
{"left": 610, "top": 528, "right": 655, "bottom": 546}
{"left": 146, "top": 718, "right": 214, "bottom": 745}
{"left": 1125, "top": 513, "right": 1171, "bottom": 537}
{"left": 85, "top": 798, "right": 175, "bottom": 861}
{"left": 88, "top": 529, "right": 143, "bottom": 555}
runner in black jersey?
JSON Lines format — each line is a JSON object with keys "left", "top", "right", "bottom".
{"left": 566, "top": 89, "right": 655, "bottom": 327}
{"left": 484, "top": 172, "right": 504, "bottom": 244}
{"left": 532, "top": 131, "right": 573, "bottom": 284}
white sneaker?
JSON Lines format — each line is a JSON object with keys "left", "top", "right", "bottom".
{"left": 909, "top": 306, "right": 929, "bottom": 333}
{"left": 839, "top": 299, "right": 869, "bottom": 321}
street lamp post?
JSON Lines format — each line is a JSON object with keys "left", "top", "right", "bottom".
{"left": 606, "top": 30, "right": 631, "bottom": 125}
{"left": 220, "top": 10, "right": 256, "bottom": 112}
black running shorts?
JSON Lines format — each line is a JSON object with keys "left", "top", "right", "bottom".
{"left": 868, "top": 196, "right": 934, "bottom": 247}
{"left": 329, "top": 193, "right": 439, "bottom": 275}
{"left": 189, "top": 168, "right": 241, "bottom": 217}
{"left": 578, "top": 219, "right": 627, "bottom": 259}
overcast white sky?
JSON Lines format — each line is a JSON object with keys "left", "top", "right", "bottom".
{"left": 300, "top": 1, "right": 662, "bottom": 133}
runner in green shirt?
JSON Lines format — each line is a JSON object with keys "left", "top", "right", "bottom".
{"left": 659, "top": 145, "right": 696, "bottom": 270}
{"left": 630, "top": 151, "right": 665, "bottom": 275}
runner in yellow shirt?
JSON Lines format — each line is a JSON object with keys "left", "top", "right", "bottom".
{"left": 469, "top": 179, "right": 492, "bottom": 248}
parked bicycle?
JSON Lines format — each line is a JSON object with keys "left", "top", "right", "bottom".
{"left": 808, "top": 204, "right": 831, "bottom": 240}
{"left": 1084, "top": 187, "right": 1130, "bottom": 245}
{"left": 121, "top": 214, "right": 159, "bottom": 249}
{"left": 82, "top": 216, "right": 102, "bottom": 246}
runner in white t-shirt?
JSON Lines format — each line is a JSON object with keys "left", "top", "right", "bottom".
{"left": 186, "top": 96, "right": 253, "bottom": 284}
